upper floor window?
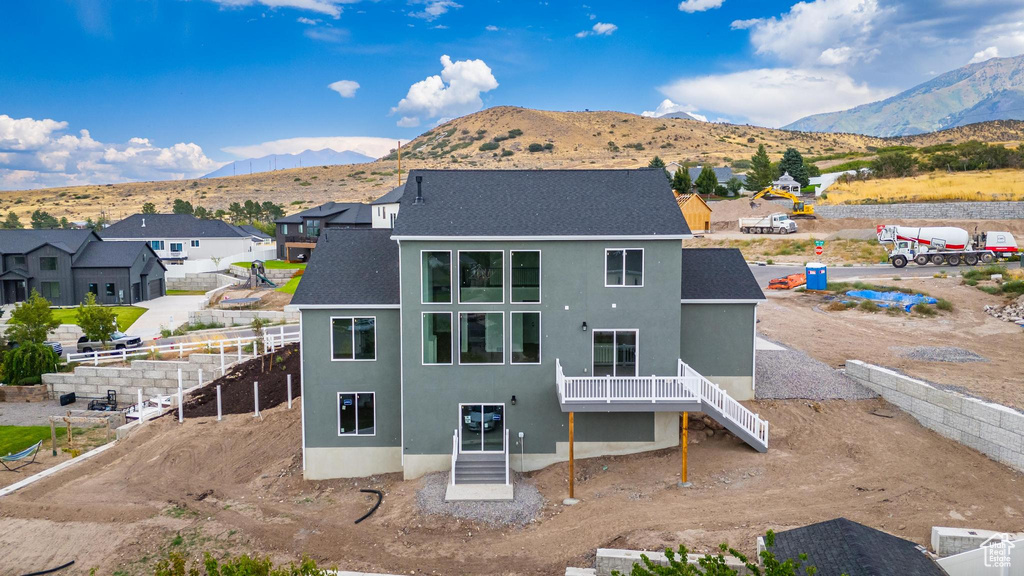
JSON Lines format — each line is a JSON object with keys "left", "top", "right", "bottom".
{"left": 170, "top": 242, "right": 183, "bottom": 252}
{"left": 39, "top": 256, "right": 58, "bottom": 271}
{"left": 421, "top": 251, "right": 451, "bottom": 303}
{"left": 307, "top": 220, "right": 320, "bottom": 237}
{"left": 510, "top": 251, "right": 540, "bottom": 303}
{"left": 191, "top": 240, "right": 200, "bottom": 248}
{"left": 13, "top": 255, "right": 26, "bottom": 267}
{"left": 459, "top": 312, "right": 504, "bottom": 364}
{"left": 150, "top": 240, "right": 165, "bottom": 251}
{"left": 331, "top": 317, "right": 376, "bottom": 361}
{"left": 422, "top": 312, "right": 453, "bottom": 365}
{"left": 459, "top": 251, "right": 503, "bottom": 303}
{"left": 282, "top": 224, "right": 288, "bottom": 235}
{"left": 605, "top": 249, "right": 644, "bottom": 287}
{"left": 511, "top": 312, "right": 541, "bottom": 364}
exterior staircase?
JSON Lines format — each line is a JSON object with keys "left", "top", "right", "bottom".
{"left": 453, "top": 453, "right": 507, "bottom": 484}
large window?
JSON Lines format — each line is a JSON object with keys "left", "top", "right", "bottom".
{"left": 170, "top": 242, "right": 183, "bottom": 252}
{"left": 422, "top": 312, "right": 452, "bottom": 365}
{"left": 338, "top": 392, "right": 375, "bottom": 436}
{"left": 307, "top": 220, "right": 320, "bottom": 237}
{"left": 40, "top": 282, "right": 60, "bottom": 300}
{"left": 331, "top": 317, "right": 376, "bottom": 361}
{"left": 459, "top": 312, "right": 504, "bottom": 364}
{"left": 105, "top": 283, "right": 116, "bottom": 297}
{"left": 150, "top": 240, "right": 164, "bottom": 251}
{"left": 421, "top": 251, "right": 452, "bottom": 303}
{"left": 13, "top": 255, "right": 25, "bottom": 267}
{"left": 511, "top": 312, "right": 541, "bottom": 364}
{"left": 39, "top": 256, "right": 57, "bottom": 271}
{"left": 510, "top": 251, "right": 540, "bottom": 303}
{"left": 605, "top": 249, "right": 644, "bottom": 287}
{"left": 88, "top": 283, "right": 99, "bottom": 296}
{"left": 593, "top": 330, "right": 637, "bottom": 377}
{"left": 459, "top": 251, "right": 503, "bottom": 303}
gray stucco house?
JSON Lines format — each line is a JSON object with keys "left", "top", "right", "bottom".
{"left": 0, "top": 229, "right": 166, "bottom": 306}
{"left": 290, "top": 169, "right": 766, "bottom": 498}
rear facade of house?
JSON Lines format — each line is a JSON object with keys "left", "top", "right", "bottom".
{"left": 292, "top": 169, "right": 766, "bottom": 488}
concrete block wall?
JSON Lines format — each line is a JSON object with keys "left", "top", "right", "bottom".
{"left": 815, "top": 201, "right": 1024, "bottom": 220}
{"left": 596, "top": 549, "right": 752, "bottom": 576}
{"left": 0, "top": 322, "right": 84, "bottom": 344}
{"left": 847, "top": 360, "right": 1024, "bottom": 473}
{"left": 167, "top": 273, "right": 240, "bottom": 293}
{"left": 44, "top": 352, "right": 230, "bottom": 404}
{"left": 188, "top": 308, "right": 297, "bottom": 327}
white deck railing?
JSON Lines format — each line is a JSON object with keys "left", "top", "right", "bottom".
{"left": 66, "top": 326, "right": 298, "bottom": 366}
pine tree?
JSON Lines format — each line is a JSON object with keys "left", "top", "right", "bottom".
{"left": 672, "top": 167, "right": 692, "bottom": 193}
{"left": 778, "top": 147, "right": 810, "bottom": 187}
{"left": 747, "top": 144, "right": 775, "bottom": 191}
{"left": 648, "top": 156, "right": 666, "bottom": 169}
{"left": 2, "top": 211, "right": 23, "bottom": 229}
{"left": 695, "top": 165, "right": 718, "bottom": 197}
{"left": 142, "top": 202, "right": 157, "bottom": 214}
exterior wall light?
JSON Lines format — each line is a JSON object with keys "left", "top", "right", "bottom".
{"left": 511, "top": 395, "right": 517, "bottom": 406}
{"left": 581, "top": 321, "right": 588, "bottom": 331}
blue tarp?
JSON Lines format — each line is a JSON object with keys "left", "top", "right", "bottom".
{"left": 845, "top": 290, "right": 937, "bottom": 312}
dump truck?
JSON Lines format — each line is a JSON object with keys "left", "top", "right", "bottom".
{"left": 739, "top": 213, "right": 798, "bottom": 234}
{"left": 876, "top": 225, "right": 1019, "bottom": 268}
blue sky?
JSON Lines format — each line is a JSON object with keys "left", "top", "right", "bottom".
{"left": 2, "top": 0, "right": 1023, "bottom": 189}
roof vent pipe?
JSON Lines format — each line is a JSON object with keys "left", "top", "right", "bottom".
{"left": 414, "top": 175, "right": 424, "bottom": 205}
{"left": 141, "top": 218, "right": 146, "bottom": 228}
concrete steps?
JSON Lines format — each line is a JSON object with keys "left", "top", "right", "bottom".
{"left": 453, "top": 453, "right": 506, "bottom": 484}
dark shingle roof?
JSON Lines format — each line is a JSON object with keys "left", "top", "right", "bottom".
{"left": 290, "top": 228, "right": 399, "bottom": 306}
{"left": 769, "top": 518, "right": 946, "bottom": 576}
{"left": 275, "top": 202, "right": 367, "bottom": 224}
{"left": 0, "top": 229, "right": 97, "bottom": 255}
{"left": 101, "top": 214, "right": 251, "bottom": 239}
{"left": 371, "top": 185, "right": 405, "bottom": 205}
{"left": 238, "top": 224, "right": 271, "bottom": 239}
{"left": 73, "top": 241, "right": 152, "bottom": 268}
{"left": 686, "top": 166, "right": 745, "bottom": 184}
{"left": 326, "top": 204, "right": 372, "bottom": 226}
{"left": 680, "top": 248, "right": 764, "bottom": 301}
{"left": 391, "top": 169, "right": 690, "bottom": 238}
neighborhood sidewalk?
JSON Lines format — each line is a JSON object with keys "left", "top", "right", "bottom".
{"left": 125, "top": 295, "right": 208, "bottom": 339}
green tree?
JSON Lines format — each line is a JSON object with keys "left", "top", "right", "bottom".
{"left": 725, "top": 177, "right": 744, "bottom": 197}
{"left": 672, "top": 167, "right": 692, "bottom": 193}
{"left": 5, "top": 290, "right": 60, "bottom": 346}
{"left": 777, "top": 148, "right": 810, "bottom": 187}
{"left": 612, "top": 531, "right": 817, "bottom": 576}
{"left": 172, "top": 198, "right": 195, "bottom": 215}
{"left": 30, "top": 210, "right": 60, "bottom": 229}
{"left": 193, "top": 205, "right": 211, "bottom": 219}
{"left": 2, "top": 211, "right": 23, "bottom": 229}
{"left": 76, "top": 293, "right": 117, "bottom": 347}
{"left": 141, "top": 202, "right": 157, "bottom": 214}
{"left": 649, "top": 156, "right": 666, "bottom": 169}
{"left": 2, "top": 343, "right": 60, "bottom": 385}
{"left": 228, "top": 202, "right": 245, "bottom": 223}
{"left": 871, "top": 151, "right": 916, "bottom": 178}
{"left": 695, "top": 165, "right": 718, "bottom": 197}
{"left": 59, "top": 217, "right": 70, "bottom": 229}
{"left": 747, "top": 144, "right": 775, "bottom": 192}
{"left": 250, "top": 316, "right": 269, "bottom": 371}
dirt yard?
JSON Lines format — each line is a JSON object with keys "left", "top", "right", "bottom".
{"left": 211, "top": 288, "right": 293, "bottom": 311}
{"left": 758, "top": 275, "right": 1024, "bottom": 410}
{"left": 2, "top": 394, "right": 1023, "bottom": 575}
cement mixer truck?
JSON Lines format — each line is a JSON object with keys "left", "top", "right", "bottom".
{"left": 876, "top": 225, "right": 1019, "bottom": 268}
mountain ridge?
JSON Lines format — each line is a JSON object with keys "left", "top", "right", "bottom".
{"left": 202, "top": 148, "right": 374, "bottom": 178}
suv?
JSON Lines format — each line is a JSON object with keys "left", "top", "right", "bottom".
{"left": 76, "top": 331, "right": 142, "bottom": 353}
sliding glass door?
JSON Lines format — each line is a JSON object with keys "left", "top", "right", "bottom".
{"left": 592, "top": 330, "right": 637, "bottom": 377}
{"left": 459, "top": 403, "right": 505, "bottom": 453}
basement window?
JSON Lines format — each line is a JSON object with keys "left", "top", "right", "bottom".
{"left": 338, "top": 392, "right": 375, "bottom": 436}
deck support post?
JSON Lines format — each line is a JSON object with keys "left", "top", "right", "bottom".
{"left": 568, "top": 411, "right": 575, "bottom": 499}
{"left": 679, "top": 412, "right": 691, "bottom": 488}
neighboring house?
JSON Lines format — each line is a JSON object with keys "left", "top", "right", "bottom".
{"left": 371, "top": 185, "right": 403, "bottom": 229}
{"left": 0, "top": 229, "right": 166, "bottom": 306}
{"left": 290, "top": 169, "right": 767, "bottom": 499}
{"left": 765, "top": 518, "right": 947, "bottom": 576}
{"left": 675, "top": 193, "right": 712, "bottom": 234}
{"left": 237, "top": 224, "right": 274, "bottom": 244}
{"left": 101, "top": 214, "right": 267, "bottom": 264}
{"left": 773, "top": 172, "right": 802, "bottom": 194}
{"left": 665, "top": 163, "right": 746, "bottom": 188}
{"left": 274, "top": 202, "right": 373, "bottom": 261}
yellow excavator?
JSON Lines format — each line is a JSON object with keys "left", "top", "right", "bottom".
{"left": 749, "top": 186, "right": 816, "bottom": 219}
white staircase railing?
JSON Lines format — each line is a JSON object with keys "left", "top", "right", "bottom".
{"left": 679, "top": 360, "right": 769, "bottom": 448}
{"left": 450, "top": 428, "right": 458, "bottom": 486}
{"left": 504, "top": 428, "right": 510, "bottom": 486}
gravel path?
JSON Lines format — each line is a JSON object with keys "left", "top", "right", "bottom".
{"left": 891, "top": 346, "right": 987, "bottom": 363}
{"left": 0, "top": 399, "right": 73, "bottom": 426}
{"left": 416, "top": 472, "right": 543, "bottom": 527}
{"left": 755, "top": 348, "right": 877, "bottom": 400}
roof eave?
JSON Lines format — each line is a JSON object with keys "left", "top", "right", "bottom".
{"left": 391, "top": 234, "right": 693, "bottom": 241}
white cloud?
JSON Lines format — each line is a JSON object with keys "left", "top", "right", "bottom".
{"left": 391, "top": 54, "right": 498, "bottom": 126}
{"left": 222, "top": 136, "right": 397, "bottom": 159}
{"left": 969, "top": 46, "right": 999, "bottom": 64}
{"left": 576, "top": 21, "right": 617, "bottom": 37}
{"left": 640, "top": 99, "right": 708, "bottom": 123}
{"left": 296, "top": 16, "right": 321, "bottom": 24}
{"left": 485, "top": 25, "right": 499, "bottom": 31}
{"left": 304, "top": 26, "right": 347, "bottom": 42}
{"left": 0, "top": 114, "right": 221, "bottom": 190}
{"left": 658, "top": 68, "right": 896, "bottom": 127}
{"left": 409, "top": 0, "right": 461, "bottom": 22}
{"left": 207, "top": 0, "right": 353, "bottom": 19}
{"left": 677, "top": 0, "right": 725, "bottom": 13}
{"left": 328, "top": 79, "right": 360, "bottom": 98}
{"left": 396, "top": 116, "right": 421, "bottom": 128}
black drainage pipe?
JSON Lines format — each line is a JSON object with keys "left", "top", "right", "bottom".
{"left": 355, "top": 489, "right": 383, "bottom": 524}
{"left": 21, "top": 560, "right": 75, "bottom": 576}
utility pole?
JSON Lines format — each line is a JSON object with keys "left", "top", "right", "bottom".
{"left": 397, "top": 140, "right": 402, "bottom": 186}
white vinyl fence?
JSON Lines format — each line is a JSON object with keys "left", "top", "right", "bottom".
{"left": 163, "top": 246, "right": 277, "bottom": 278}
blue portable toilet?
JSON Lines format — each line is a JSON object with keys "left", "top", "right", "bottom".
{"left": 806, "top": 263, "right": 827, "bottom": 291}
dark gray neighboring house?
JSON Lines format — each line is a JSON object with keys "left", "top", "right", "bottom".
{"left": 274, "top": 202, "right": 372, "bottom": 261}
{"left": 0, "top": 229, "right": 165, "bottom": 306}
{"left": 291, "top": 169, "right": 768, "bottom": 498}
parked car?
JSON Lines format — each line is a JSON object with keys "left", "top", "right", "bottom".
{"left": 76, "top": 331, "right": 142, "bottom": 353}
{"left": 6, "top": 340, "right": 64, "bottom": 356}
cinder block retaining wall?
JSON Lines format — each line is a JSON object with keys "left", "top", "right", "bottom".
{"left": 226, "top": 267, "right": 297, "bottom": 283}
{"left": 846, "top": 360, "right": 1024, "bottom": 473}
{"left": 596, "top": 549, "right": 751, "bottom": 576}
{"left": 166, "top": 273, "right": 239, "bottom": 293}
{"left": 0, "top": 322, "right": 84, "bottom": 344}
{"left": 44, "top": 353, "right": 230, "bottom": 404}
{"left": 815, "top": 201, "right": 1024, "bottom": 220}
{"left": 189, "top": 308, "right": 297, "bottom": 326}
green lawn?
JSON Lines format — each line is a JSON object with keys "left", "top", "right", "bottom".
{"left": 231, "top": 260, "right": 306, "bottom": 270}
{"left": 50, "top": 306, "right": 147, "bottom": 331}
{"left": 166, "top": 289, "right": 206, "bottom": 296}
{"left": 0, "top": 425, "right": 74, "bottom": 456}
{"left": 276, "top": 276, "right": 301, "bottom": 294}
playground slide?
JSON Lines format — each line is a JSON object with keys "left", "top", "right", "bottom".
{"left": 257, "top": 273, "right": 277, "bottom": 288}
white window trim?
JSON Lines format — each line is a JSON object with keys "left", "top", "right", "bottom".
{"left": 457, "top": 249, "right": 505, "bottom": 305}
{"left": 421, "top": 311, "right": 454, "bottom": 366}
{"left": 457, "top": 402, "right": 506, "bottom": 454}
{"left": 457, "top": 311, "right": 506, "bottom": 366}
{"left": 510, "top": 311, "right": 542, "bottom": 365}
{"left": 509, "top": 250, "right": 542, "bottom": 304}
{"left": 170, "top": 242, "right": 184, "bottom": 252}
{"left": 419, "top": 249, "right": 453, "bottom": 305}
{"left": 330, "top": 316, "right": 377, "bottom": 362}
{"left": 337, "top": 391, "right": 377, "bottom": 437}
{"left": 604, "top": 248, "right": 645, "bottom": 288}
{"left": 191, "top": 239, "right": 200, "bottom": 247}
{"left": 591, "top": 328, "right": 639, "bottom": 377}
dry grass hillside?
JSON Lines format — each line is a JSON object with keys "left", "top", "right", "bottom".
{"left": 3, "top": 107, "right": 1024, "bottom": 222}
{"left": 820, "top": 169, "right": 1024, "bottom": 205}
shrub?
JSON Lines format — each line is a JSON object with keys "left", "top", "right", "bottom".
{"left": 826, "top": 301, "right": 848, "bottom": 311}
{"left": 858, "top": 300, "right": 879, "bottom": 312}
{"left": 913, "top": 303, "right": 937, "bottom": 316}
{"left": 1003, "top": 280, "right": 1024, "bottom": 294}
{"left": 500, "top": 149, "right": 514, "bottom": 157}
{"left": 528, "top": 143, "right": 544, "bottom": 153}
{"left": 936, "top": 298, "right": 954, "bottom": 311}
{"left": 478, "top": 141, "right": 500, "bottom": 152}
{"left": 153, "top": 551, "right": 329, "bottom": 576}
{"left": 507, "top": 128, "right": 523, "bottom": 138}
{"left": 2, "top": 343, "right": 61, "bottom": 384}
{"left": 543, "top": 142, "right": 553, "bottom": 151}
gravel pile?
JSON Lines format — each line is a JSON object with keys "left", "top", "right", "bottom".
{"left": 416, "top": 472, "right": 544, "bottom": 526}
{"left": 892, "top": 346, "right": 987, "bottom": 363}
{"left": 755, "top": 348, "right": 877, "bottom": 400}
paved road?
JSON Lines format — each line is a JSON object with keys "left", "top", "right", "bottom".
{"left": 748, "top": 263, "right": 939, "bottom": 287}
